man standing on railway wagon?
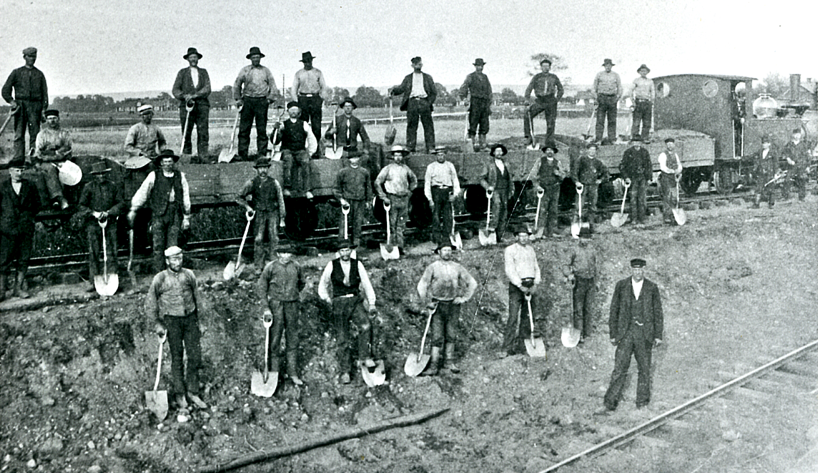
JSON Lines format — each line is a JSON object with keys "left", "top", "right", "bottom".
{"left": 146, "top": 246, "right": 208, "bottom": 412}
{"left": 375, "top": 145, "right": 418, "bottom": 255}
{"left": 325, "top": 97, "right": 371, "bottom": 159}
{"left": 459, "top": 58, "right": 493, "bottom": 151}
{"left": 781, "top": 128, "right": 810, "bottom": 202}
{"left": 2, "top": 47, "right": 48, "bottom": 157}
{"left": 172, "top": 47, "right": 211, "bottom": 159}
{"left": 593, "top": 59, "right": 622, "bottom": 145}
{"left": 124, "top": 104, "right": 167, "bottom": 158}
{"left": 128, "top": 150, "right": 192, "bottom": 273}
{"left": 532, "top": 142, "right": 563, "bottom": 239}
{"left": 750, "top": 135, "right": 781, "bottom": 209}
{"left": 481, "top": 143, "right": 515, "bottom": 240}
{"left": 34, "top": 109, "right": 73, "bottom": 209}
{"left": 291, "top": 52, "right": 329, "bottom": 159}
{"left": 0, "top": 156, "right": 41, "bottom": 301}
{"left": 334, "top": 155, "right": 372, "bottom": 247}
{"left": 424, "top": 146, "right": 461, "bottom": 247}
{"left": 573, "top": 143, "right": 609, "bottom": 231}
{"left": 631, "top": 65, "right": 655, "bottom": 143}
{"left": 389, "top": 57, "right": 437, "bottom": 154}
{"left": 620, "top": 137, "right": 652, "bottom": 225}
{"left": 417, "top": 243, "right": 478, "bottom": 375}
{"left": 318, "top": 238, "right": 378, "bottom": 384}
{"left": 234, "top": 47, "right": 279, "bottom": 160}
{"left": 258, "top": 245, "right": 306, "bottom": 386}
{"left": 657, "top": 138, "right": 682, "bottom": 224}
{"left": 78, "top": 161, "right": 126, "bottom": 292}
{"left": 501, "top": 225, "right": 542, "bottom": 358}
{"left": 236, "top": 158, "right": 286, "bottom": 273}
{"left": 597, "top": 258, "right": 663, "bottom": 414}
{"left": 524, "top": 58, "right": 564, "bottom": 147}
{"left": 273, "top": 102, "right": 318, "bottom": 200}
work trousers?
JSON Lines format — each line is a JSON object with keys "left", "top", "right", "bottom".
{"left": 253, "top": 209, "right": 280, "bottom": 269}
{"left": 266, "top": 299, "right": 301, "bottom": 373}
{"left": 604, "top": 325, "right": 652, "bottom": 409}
{"left": 430, "top": 186, "right": 453, "bottom": 247}
{"left": 86, "top": 220, "right": 119, "bottom": 279}
{"left": 535, "top": 184, "right": 560, "bottom": 236}
{"left": 338, "top": 199, "right": 366, "bottom": 246}
{"left": 151, "top": 207, "right": 182, "bottom": 273}
{"left": 0, "top": 231, "right": 33, "bottom": 273}
{"left": 282, "top": 149, "right": 313, "bottom": 196}
{"left": 297, "top": 95, "right": 323, "bottom": 153}
{"left": 659, "top": 174, "right": 678, "bottom": 222}
{"left": 238, "top": 97, "right": 269, "bottom": 158}
{"left": 782, "top": 171, "right": 807, "bottom": 201}
{"left": 13, "top": 99, "right": 43, "bottom": 157}
{"left": 406, "top": 97, "right": 435, "bottom": 153}
{"left": 163, "top": 310, "right": 202, "bottom": 396}
{"left": 489, "top": 190, "right": 510, "bottom": 238}
{"left": 631, "top": 100, "right": 652, "bottom": 142}
{"left": 577, "top": 184, "right": 599, "bottom": 225}
{"left": 629, "top": 178, "right": 649, "bottom": 224}
{"left": 332, "top": 294, "right": 372, "bottom": 375}
{"left": 467, "top": 98, "right": 490, "bottom": 137}
{"left": 595, "top": 94, "right": 618, "bottom": 143}
{"left": 386, "top": 193, "right": 410, "bottom": 249}
{"left": 572, "top": 276, "right": 594, "bottom": 337}
{"left": 35, "top": 162, "right": 64, "bottom": 202}
{"left": 503, "top": 283, "right": 537, "bottom": 355}
{"left": 755, "top": 181, "right": 776, "bottom": 207}
{"left": 180, "top": 101, "right": 209, "bottom": 157}
{"left": 431, "top": 299, "right": 459, "bottom": 348}
{"left": 525, "top": 97, "right": 557, "bottom": 145}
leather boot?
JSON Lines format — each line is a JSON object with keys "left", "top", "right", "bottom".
{"left": 286, "top": 351, "right": 303, "bottom": 385}
{"left": 422, "top": 347, "right": 441, "bottom": 376}
{"left": 478, "top": 134, "right": 487, "bottom": 151}
{"left": 444, "top": 343, "right": 460, "bottom": 373}
{"left": 0, "top": 274, "right": 6, "bottom": 302}
{"left": 14, "top": 271, "right": 29, "bottom": 299}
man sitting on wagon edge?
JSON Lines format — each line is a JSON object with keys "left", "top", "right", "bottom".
{"left": 34, "top": 108, "right": 73, "bottom": 209}
{"left": 124, "top": 104, "right": 167, "bottom": 159}
{"left": 272, "top": 101, "right": 317, "bottom": 200}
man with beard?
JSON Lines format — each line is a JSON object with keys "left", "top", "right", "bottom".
{"left": 172, "top": 47, "right": 211, "bottom": 158}
{"left": 501, "top": 226, "right": 542, "bottom": 357}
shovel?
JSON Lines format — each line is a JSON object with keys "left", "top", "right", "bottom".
{"left": 581, "top": 107, "right": 597, "bottom": 140}
{"left": 523, "top": 294, "right": 546, "bottom": 358}
{"left": 341, "top": 203, "right": 350, "bottom": 240}
{"left": 126, "top": 228, "right": 138, "bottom": 289}
{"left": 0, "top": 109, "right": 15, "bottom": 135}
{"left": 404, "top": 302, "right": 436, "bottom": 377}
{"left": 217, "top": 106, "right": 241, "bottom": 163}
{"left": 224, "top": 209, "right": 255, "bottom": 280}
{"left": 561, "top": 279, "right": 581, "bottom": 348}
{"left": 94, "top": 218, "right": 119, "bottom": 296}
{"left": 380, "top": 201, "right": 400, "bottom": 260}
{"left": 527, "top": 112, "right": 538, "bottom": 150}
{"left": 478, "top": 189, "right": 497, "bottom": 246}
{"left": 251, "top": 314, "right": 278, "bottom": 397}
{"left": 57, "top": 160, "right": 83, "bottom": 186}
{"left": 464, "top": 104, "right": 475, "bottom": 153}
{"left": 361, "top": 360, "right": 386, "bottom": 387}
{"left": 571, "top": 184, "right": 583, "bottom": 238}
{"left": 533, "top": 188, "right": 545, "bottom": 239}
{"left": 384, "top": 97, "right": 397, "bottom": 146}
{"left": 270, "top": 106, "right": 286, "bottom": 161}
{"left": 611, "top": 178, "right": 630, "bottom": 228}
{"left": 178, "top": 100, "right": 195, "bottom": 155}
{"left": 325, "top": 103, "right": 344, "bottom": 159}
{"left": 672, "top": 173, "right": 686, "bottom": 226}
{"left": 449, "top": 204, "right": 463, "bottom": 250}
{"left": 145, "top": 334, "right": 168, "bottom": 421}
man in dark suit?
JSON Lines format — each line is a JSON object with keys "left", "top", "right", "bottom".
{"left": 172, "top": 47, "right": 211, "bottom": 158}
{"left": 325, "top": 97, "right": 370, "bottom": 159}
{"left": 0, "top": 156, "right": 42, "bottom": 300}
{"left": 597, "top": 258, "right": 663, "bottom": 414}
{"left": 389, "top": 57, "right": 437, "bottom": 153}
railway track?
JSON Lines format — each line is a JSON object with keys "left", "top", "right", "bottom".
{"left": 538, "top": 339, "right": 818, "bottom": 472}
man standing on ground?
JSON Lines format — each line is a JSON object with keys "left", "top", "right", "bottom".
{"left": 573, "top": 143, "right": 609, "bottom": 231}
{"left": 334, "top": 155, "right": 372, "bottom": 247}
{"left": 564, "top": 234, "right": 598, "bottom": 343}
{"left": 657, "top": 138, "right": 682, "bottom": 224}
{"left": 124, "top": 104, "right": 167, "bottom": 158}
{"left": 390, "top": 57, "right": 437, "bottom": 154}
{"left": 318, "top": 239, "right": 378, "bottom": 384}
{"left": 0, "top": 156, "right": 41, "bottom": 300}
{"left": 593, "top": 59, "right": 622, "bottom": 145}
{"left": 417, "top": 243, "right": 477, "bottom": 375}
{"left": 325, "top": 97, "right": 370, "bottom": 159}
{"left": 501, "top": 226, "right": 541, "bottom": 357}
{"left": 172, "top": 47, "right": 211, "bottom": 158}
{"left": 128, "top": 150, "right": 192, "bottom": 273}
{"left": 291, "top": 52, "right": 328, "bottom": 158}
{"left": 751, "top": 134, "right": 780, "bottom": 209}
{"left": 424, "top": 146, "right": 461, "bottom": 247}
{"left": 375, "top": 145, "right": 418, "bottom": 255}
{"left": 78, "top": 161, "right": 125, "bottom": 292}
{"left": 524, "top": 58, "right": 563, "bottom": 146}
{"left": 234, "top": 47, "right": 278, "bottom": 160}
{"left": 631, "top": 65, "right": 654, "bottom": 142}
{"left": 2, "top": 47, "right": 48, "bottom": 157}
{"left": 619, "top": 137, "right": 652, "bottom": 225}
{"left": 459, "top": 58, "right": 492, "bottom": 151}
{"left": 781, "top": 128, "right": 810, "bottom": 201}
{"left": 532, "top": 143, "right": 563, "bottom": 238}
{"left": 597, "top": 258, "right": 663, "bottom": 414}
{"left": 236, "top": 158, "right": 286, "bottom": 272}
{"left": 481, "top": 143, "right": 514, "bottom": 240}
{"left": 34, "top": 109, "right": 73, "bottom": 209}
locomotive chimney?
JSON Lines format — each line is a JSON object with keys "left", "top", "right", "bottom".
{"left": 790, "top": 74, "right": 801, "bottom": 102}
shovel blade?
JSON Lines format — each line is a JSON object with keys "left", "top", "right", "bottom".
{"left": 223, "top": 261, "right": 245, "bottom": 280}
{"left": 58, "top": 161, "right": 83, "bottom": 186}
{"left": 672, "top": 208, "right": 686, "bottom": 226}
{"left": 145, "top": 390, "right": 168, "bottom": 421}
{"left": 404, "top": 353, "right": 430, "bottom": 377}
{"left": 217, "top": 149, "right": 237, "bottom": 163}
{"left": 570, "top": 221, "right": 581, "bottom": 238}
{"left": 251, "top": 370, "right": 278, "bottom": 397}
{"left": 94, "top": 273, "right": 119, "bottom": 296}
{"left": 324, "top": 147, "right": 344, "bottom": 160}
{"left": 380, "top": 243, "right": 399, "bottom": 261}
{"left": 450, "top": 232, "right": 463, "bottom": 251}
{"left": 561, "top": 327, "right": 582, "bottom": 348}
{"left": 361, "top": 360, "right": 386, "bottom": 387}
{"left": 478, "top": 228, "right": 496, "bottom": 246}
{"left": 611, "top": 212, "right": 628, "bottom": 228}
{"left": 525, "top": 337, "right": 547, "bottom": 358}
{"left": 384, "top": 126, "right": 397, "bottom": 146}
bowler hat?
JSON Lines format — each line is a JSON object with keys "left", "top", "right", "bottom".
{"left": 637, "top": 64, "right": 650, "bottom": 73}
{"left": 183, "top": 47, "right": 202, "bottom": 60}
{"left": 254, "top": 157, "right": 272, "bottom": 168}
{"left": 489, "top": 143, "right": 508, "bottom": 157}
{"left": 8, "top": 156, "right": 26, "bottom": 168}
{"left": 337, "top": 238, "right": 357, "bottom": 250}
{"left": 246, "top": 47, "right": 265, "bottom": 59}
{"left": 300, "top": 51, "right": 315, "bottom": 62}
{"left": 602, "top": 58, "right": 615, "bottom": 66}
{"left": 664, "top": 138, "right": 675, "bottom": 143}
{"left": 89, "top": 161, "right": 111, "bottom": 175}
{"left": 340, "top": 97, "right": 357, "bottom": 109}
{"left": 630, "top": 258, "right": 646, "bottom": 268}
{"left": 411, "top": 56, "right": 422, "bottom": 64}
{"left": 44, "top": 109, "right": 59, "bottom": 118}
{"left": 434, "top": 243, "right": 456, "bottom": 254}
{"left": 473, "top": 58, "right": 486, "bottom": 66}
{"left": 153, "top": 149, "right": 180, "bottom": 164}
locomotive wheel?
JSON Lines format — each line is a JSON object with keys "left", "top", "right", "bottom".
{"left": 713, "top": 165, "right": 739, "bottom": 195}
{"left": 680, "top": 168, "right": 706, "bottom": 195}
{"left": 283, "top": 197, "right": 318, "bottom": 240}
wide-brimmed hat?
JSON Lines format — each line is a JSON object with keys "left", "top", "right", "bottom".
{"left": 434, "top": 243, "right": 456, "bottom": 254}
{"left": 254, "top": 157, "right": 272, "bottom": 168}
{"left": 542, "top": 142, "right": 559, "bottom": 153}
{"left": 183, "top": 47, "right": 202, "bottom": 60}
{"left": 630, "top": 258, "right": 646, "bottom": 268}
{"left": 44, "top": 109, "right": 59, "bottom": 118}
{"left": 513, "top": 224, "right": 533, "bottom": 235}
{"left": 389, "top": 145, "right": 410, "bottom": 155}
{"left": 300, "top": 51, "right": 315, "bottom": 62}
{"left": 8, "top": 156, "right": 26, "bottom": 168}
{"left": 246, "top": 47, "right": 265, "bottom": 59}
{"left": 637, "top": 64, "right": 650, "bottom": 73}
{"left": 340, "top": 97, "right": 357, "bottom": 109}
{"left": 602, "top": 58, "right": 615, "bottom": 67}
{"left": 473, "top": 58, "right": 486, "bottom": 66}
{"left": 153, "top": 149, "right": 180, "bottom": 164}
{"left": 489, "top": 143, "right": 508, "bottom": 157}
{"left": 137, "top": 104, "right": 153, "bottom": 115}
{"left": 90, "top": 161, "right": 111, "bottom": 175}
{"left": 336, "top": 238, "right": 357, "bottom": 250}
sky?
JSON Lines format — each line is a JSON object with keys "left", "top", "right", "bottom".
{"left": 0, "top": 0, "right": 815, "bottom": 98}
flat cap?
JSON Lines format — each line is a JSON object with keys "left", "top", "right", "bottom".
{"left": 22, "top": 47, "right": 37, "bottom": 56}
{"left": 630, "top": 258, "right": 646, "bottom": 268}
{"left": 164, "top": 246, "right": 183, "bottom": 257}
{"left": 137, "top": 104, "right": 153, "bottom": 114}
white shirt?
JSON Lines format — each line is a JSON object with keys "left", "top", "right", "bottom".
{"left": 189, "top": 67, "right": 199, "bottom": 88}
{"left": 410, "top": 72, "right": 426, "bottom": 98}
{"left": 11, "top": 181, "right": 21, "bottom": 195}
{"left": 494, "top": 158, "right": 506, "bottom": 175}
{"left": 130, "top": 170, "right": 192, "bottom": 214}
{"left": 632, "top": 278, "right": 644, "bottom": 300}
{"left": 658, "top": 151, "right": 682, "bottom": 174}
{"left": 317, "top": 258, "right": 376, "bottom": 307}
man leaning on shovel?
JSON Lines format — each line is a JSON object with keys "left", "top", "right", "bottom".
{"left": 500, "top": 225, "right": 542, "bottom": 358}
{"left": 172, "top": 47, "right": 211, "bottom": 158}
{"left": 236, "top": 157, "right": 286, "bottom": 274}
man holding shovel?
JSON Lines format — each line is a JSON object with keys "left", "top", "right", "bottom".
{"left": 2, "top": 47, "right": 48, "bottom": 157}
{"left": 334, "top": 154, "right": 372, "bottom": 247}
{"left": 573, "top": 142, "right": 608, "bottom": 232}
{"left": 318, "top": 239, "right": 378, "bottom": 384}
{"left": 501, "top": 226, "right": 542, "bottom": 357}
{"left": 480, "top": 143, "right": 514, "bottom": 241}
{"left": 563, "top": 233, "right": 598, "bottom": 343}
{"left": 78, "top": 161, "right": 125, "bottom": 292}
{"left": 324, "top": 97, "right": 371, "bottom": 159}
{"left": 234, "top": 47, "right": 278, "bottom": 160}
{"left": 424, "top": 146, "right": 461, "bottom": 247}
{"left": 375, "top": 145, "right": 418, "bottom": 256}
{"left": 619, "top": 137, "right": 652, "bottom": 225}
{"left": 291, "top": 51, "right": 328, "bottom": 159}
{"left": 236, "top": 157, "right": 286, "bottom": 273}
{"left": 417, "top": 243, "right": 477, "bottom": 375}
{"left": 172, "top": 47, "right": 211, "bottom": 158}
{"left": 532, "top": 142, "right": 563, "bottom": 238}
{"left": 146, "top": 246, "right": 208, "bottom": 412}
{"left": 657, "top": 138, "right": 682, "bottom": 224}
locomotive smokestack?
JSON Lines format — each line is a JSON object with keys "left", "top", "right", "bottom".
{"left": 790, "top": 74, "right": 801, "bottom": 102}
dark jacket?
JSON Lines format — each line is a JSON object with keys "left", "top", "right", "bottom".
{"left": 2, "top": 66, "right": 48, "bottom": 105}
{"left": 0, "top": 179, "right": 41, "bottom": 236}
{"left": 325, "top": 115, "right": 370, "bottom": 151}
{"left": 620, "top": 146, "right": 652, "bottom": 182}
{"left": 609, "top": 277, "right": 663, "bottom": 344}
{"left": 391, "top": 72, "right": 437, "bottom": 112}
{"left": 574, "top": 155, "right": 609, "bottom": 186}
{"left": 171, "top": 67, "right": 211, "bottom": 105}
{"left": 479, "top": 158, "right": 515, "bottom": 200}
{"left": 334, "top": 166, "right": 372, "bottom": 202}
{"left": 78, "top": 179, "right": 126, "bottom": 220}
{"left": 459, "top": 71, "right": 492, "bottom": 100}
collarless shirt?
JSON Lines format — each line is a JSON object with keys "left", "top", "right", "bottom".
{"left": 594, "top": 71, "right": 622, "bottom": 96}
{"left": 292, "top": 68, "right": 327, "bottom": 99}
{"left": 632, "top": 278, "right": 644, "bottom": 299}
{"left": 35, "top": 127, "right": 72, "bottom": 160}
{"left": 317, "top": 258, "right": 376, "bottom": 306}
{"left": 424, "top": 161, "right": 461, "bottom": 201}
{"left": 410, "top": 72, "right": 426, "bottom": 98}
{"left": 504, "top": 243, "right": 541, "bottom": 288}
{"left": 234, "top": 65, "right": 277, "bottom": 100}
{"left": 146, "top": 268, "right": 198, "bottom": 319}
{"left": 417, "top": 260, "right": 477, "bottom": 302}
{"left": 375, "top": 163, "right": 418, "bottom": 197}
{"left": 124, "top": 122, "right": 167, "bottom": 157}
{"left": 632, "top": 76, "right": 654, "bottom": 101}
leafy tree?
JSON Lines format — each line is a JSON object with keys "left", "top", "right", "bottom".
{"left": 210, "top": 85, "right": 233, "bottom": 109}
{"left": 330, "top": 87, "right": 350, "bottom": 103}
{"left": 353, "top": 85, "right": 383, "bottom": 108}
{"left": 529, "top": 53, "right": 567, "bottom": 76}
{"left": 500, "top": 88, "right": 519, "bottom": 104}
{"left": 760, "top": 73, "right": 787, "bottom": 97}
